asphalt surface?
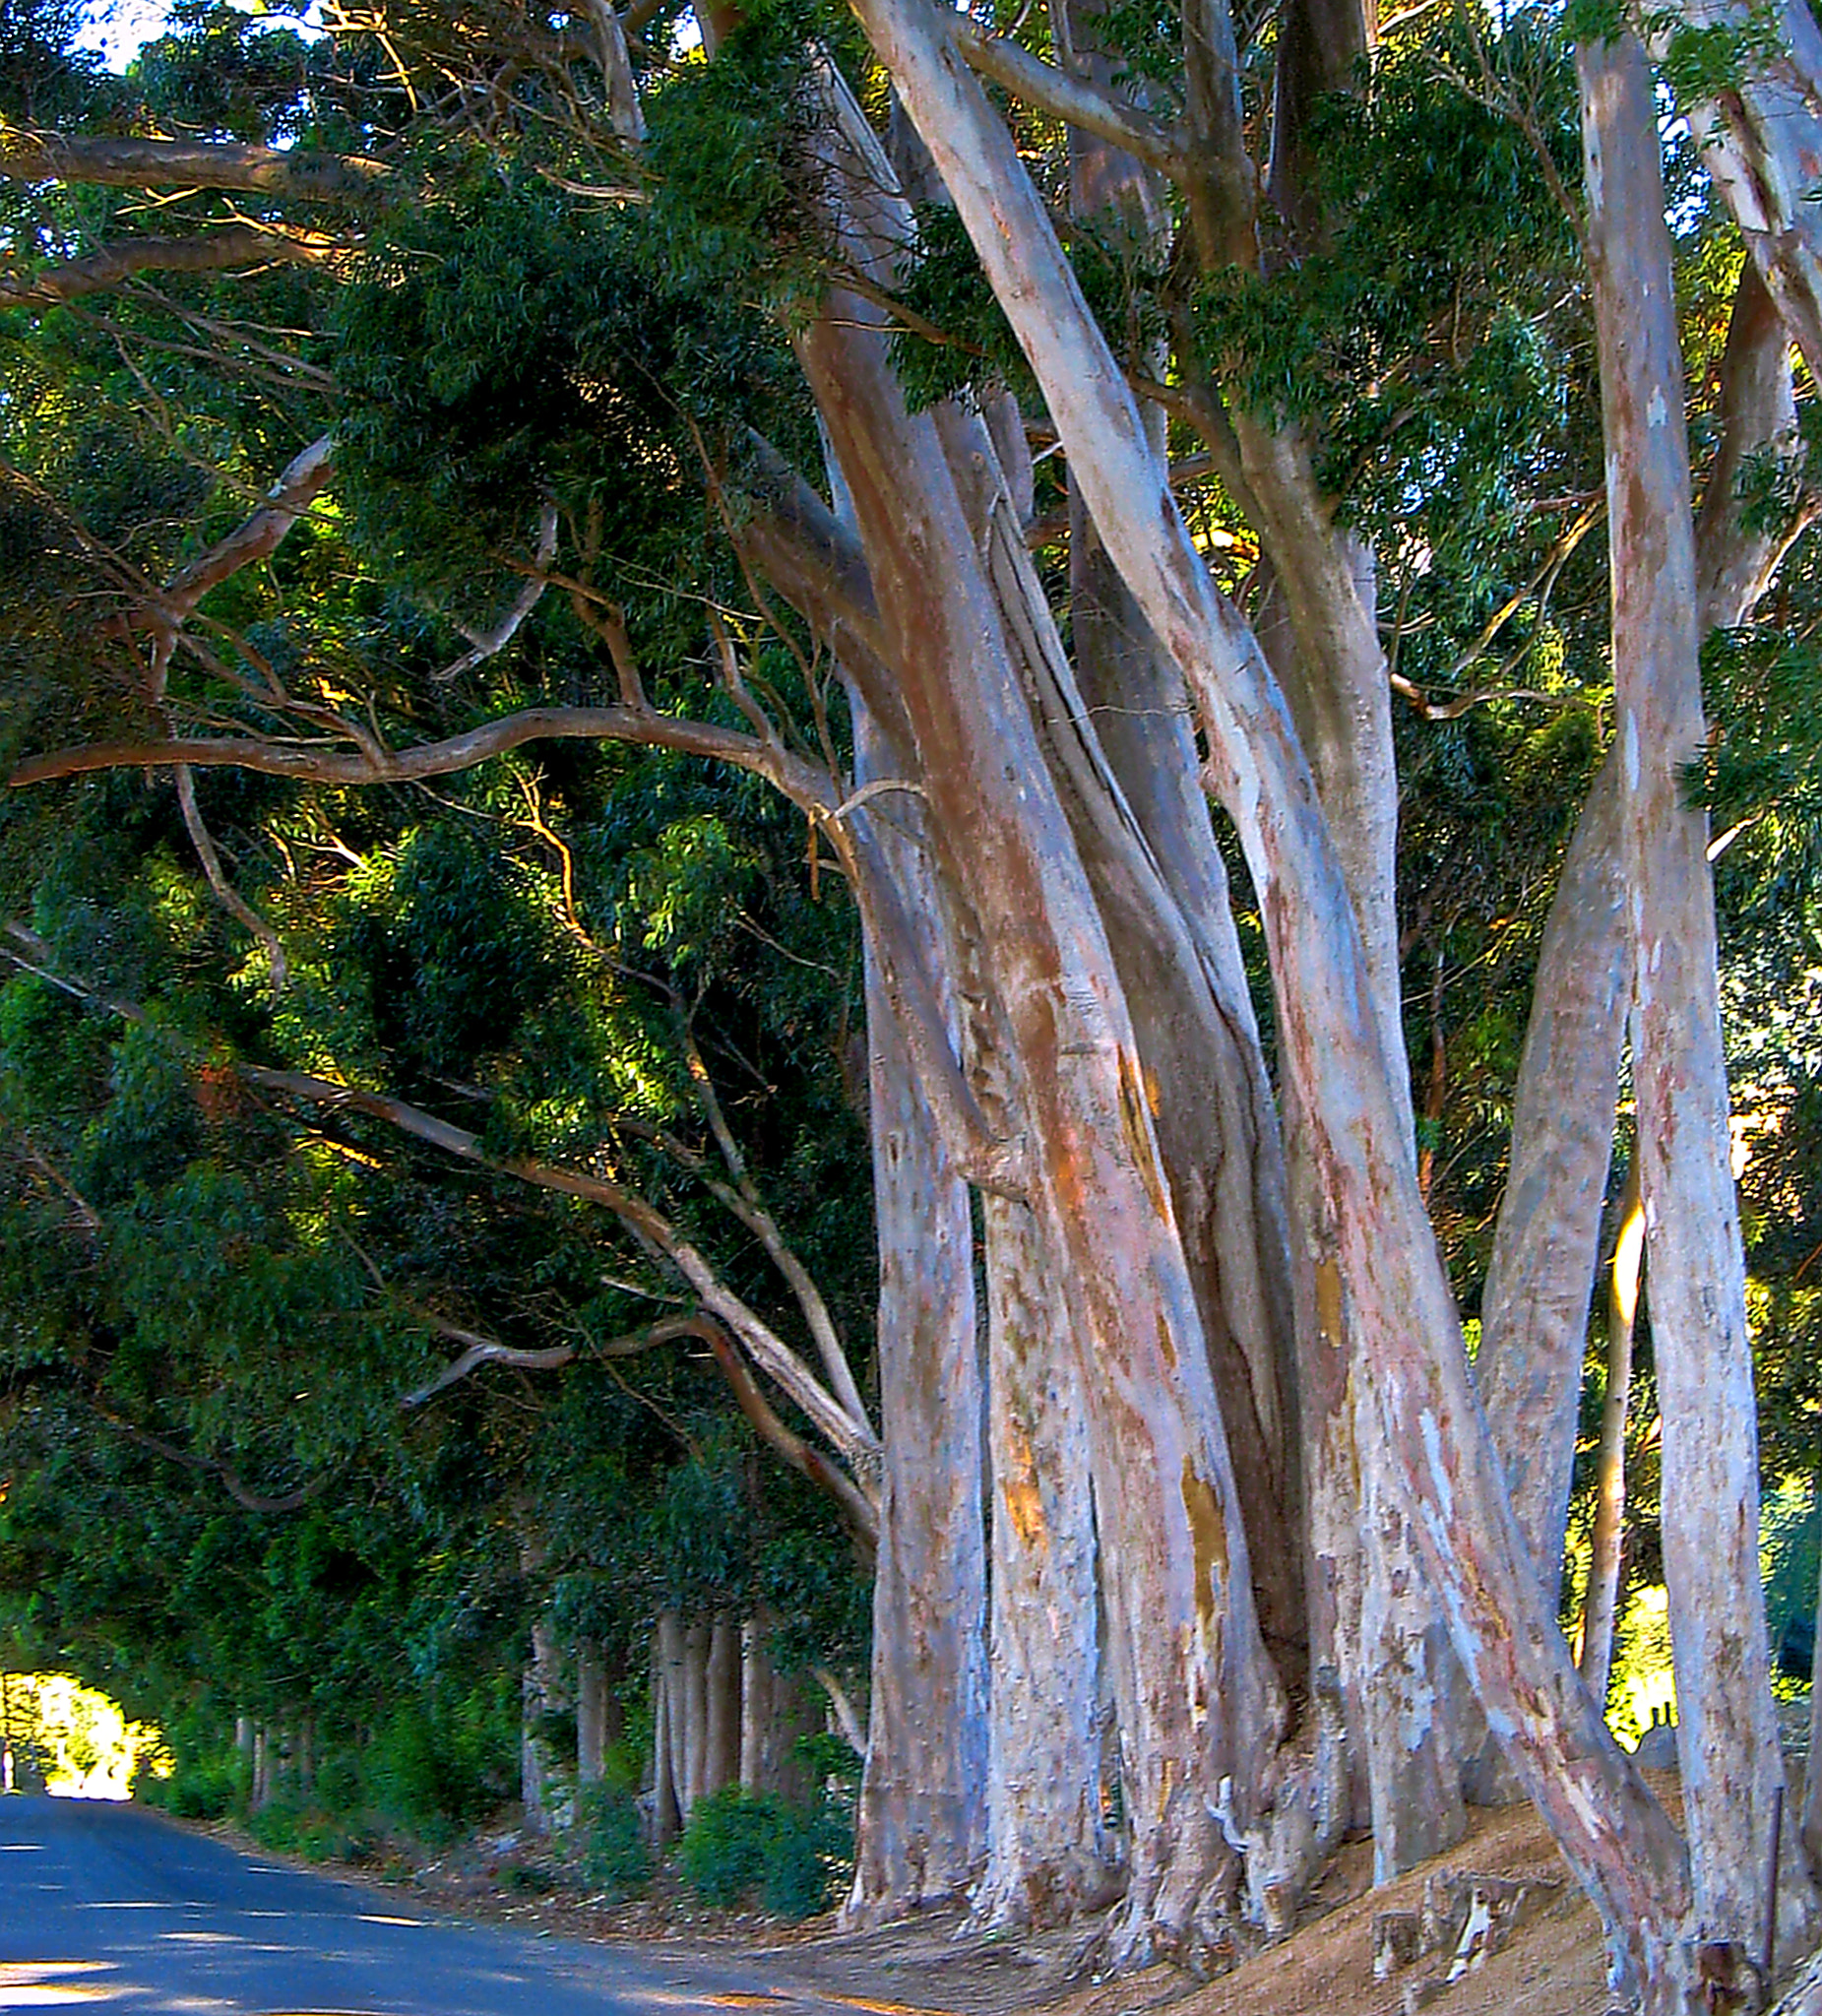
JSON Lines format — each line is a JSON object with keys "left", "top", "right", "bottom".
{"left": 0, "top": 1794, "right": 826, "bottom": 2016}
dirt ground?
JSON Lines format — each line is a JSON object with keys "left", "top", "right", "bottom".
{"left": 324, "top": 1781, "right": 1685, "bottom": 2016}
{"left": 215, "top": 1757, "right": 1822, "bottom": 2016}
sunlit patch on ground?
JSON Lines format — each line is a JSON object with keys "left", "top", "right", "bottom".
{"left": 0, "top": 1964, "right": 124, "bottom": 2007}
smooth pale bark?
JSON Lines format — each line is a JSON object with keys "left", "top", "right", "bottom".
{"left": 1669, "top": 0, "right": 1822, "bottom": 383}
{"left": 1694, "top": 259, "right": 1802, "bottom": 629}
{"left": 806, "top": 83, "right": 1283, "bottom": 1962}
{"left": 857, "top": 7, "right": 1694, "bottom": 1994}
{"left": 1061, "top": 101, "right": 1305, "bottom": 1678}
{"left": 655, "top": 1609, "right": 686, "bottom": 1840}
{"left": 680, "top": 1621, "right": 711, "bottom": 1814}
{"left": 739, "top": 1614, "right": 813, "bottom": 1802}
{"left": 1582, "top": 30, "right": 1814, "bottom": 1966}
{"left": 1578, "top": 1165, "right": 1645, "bottom": 1710}
{"left": 1476, "top": 755, "right": 1628, "bottom": 1595}
{"left": 971, "top": 1193, "right": 1119, "bottom": 1929}
{"left": 845, "top": 694, "right": 989, "bottom": 1922}
{"left": 1477, "top": 246, "right": 1798, "bottom": 1620}
{"left": 1258, "top": 575, "right": 1466, "bottom": 1871}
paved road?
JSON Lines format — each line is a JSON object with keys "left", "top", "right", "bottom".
{"left": 0, "top": 1794, "right": 831, "bottom": 2016}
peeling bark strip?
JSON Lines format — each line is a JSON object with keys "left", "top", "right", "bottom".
{"left": 846, "top": 0, "right": 1695, "bottom": 1993}
{"left": 1581, "top": 29, "right": 1815, "bottom": 1968}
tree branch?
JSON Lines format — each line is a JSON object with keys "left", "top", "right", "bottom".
{"left": 697, "top": 1317, "right": 879, "bottom": 1554}
{"left": 0, "top": 226, "right": 336, "bottom": 307}
{"left": 0, "top": 128, "right": 391, "bottom": 203}
{"left": 10, "top": 706, "right": 848, "bottom": 830}
{"left": 948, "top": 20, "right": 1188, "bottom": 182}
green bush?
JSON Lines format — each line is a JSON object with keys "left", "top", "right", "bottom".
{"left": 140, "top": 1756, "right": 236, "bottom": 1820}
{"left": 576, "top": 1782, "right": 650, "bottom": 1898}
{"left": 677, "top": 1786, "right": 838, "bottom": 1919}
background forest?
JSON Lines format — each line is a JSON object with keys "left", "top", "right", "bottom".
{"left": 0, "top": 0, "right": 1820, "bottom": 1997}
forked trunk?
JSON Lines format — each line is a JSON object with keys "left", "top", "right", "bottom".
{"left": 1582, "top": 29, "right": 1815, "bottom": 1969}
{"left": 804, "top": 87, "right": 1284, "bottom": 1963}
{"left": 856, "top": 10, "right": 1695, "bottom": 1991}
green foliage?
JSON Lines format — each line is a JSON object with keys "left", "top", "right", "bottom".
{"left": 676, "top": 1784, "right": 844, "bottom": 1918}
{"left": 576, "top": 1782, "right": 651, "bottom": 1897}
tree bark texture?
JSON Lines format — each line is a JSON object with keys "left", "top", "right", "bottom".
{"left": 852, "top": 6, "right": 1698, "bottom": 1993}
{"left": 971, "top": 1193, "right": 1121, "bottom": 1929}
{"left": 805, "top": 82, "right": 1285, "bottom": 1961}
{"left": 1476, "top": 753, "right": 1628, "bottom": 1597}
{"left": 1582, "top": 25, "right": 1815, "bottom": 1968}
{"left": 1672, "top": 0, "right": 1822, "bottom": 384}
{"left": 576, "top": 1644, "right": 614, "bottom": 1787}
{"left": 844, "top": 692, "right": 990, "bottom": 1921}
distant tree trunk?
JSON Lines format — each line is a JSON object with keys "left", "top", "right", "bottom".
{"left": 1577, "top": 1163, "right": 1644, "bottom": 1709}
{"left": 1581, "top": 26, "right": 1817, "bottom": 1969}
{"left": 971, "top": 1193, "right": 1119, "bottom": 1929}
{"left": 705, "top": 1620, "right": 741, "bottom": 1798}
{"left": 679, "top": 1621, "right": 711, "bottom": 1817}
{"left": 844, "top": 694, "right": 989, "bottom": 1922}
{"left": 740, "top": 1613, "right": 813, "bottom": 1804}
{"left": 576, "top": 1645, "right": 618, "bottom": 1788}
{"left": 522, "top": 1610, "right": 564, "bottom": 1836}
{"left": 652, "top": 1610, "right": 683, "bottom": 1845}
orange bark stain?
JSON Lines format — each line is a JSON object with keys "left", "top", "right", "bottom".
{"left": 1181, "top": 1457, "right": 1229, "bottom": 1632}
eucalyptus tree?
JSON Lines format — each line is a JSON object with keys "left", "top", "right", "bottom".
{"left": 2, "top": 0, "right": 1820, "bottom": 2003}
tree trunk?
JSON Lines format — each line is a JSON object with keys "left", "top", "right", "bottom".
{"left": 1476, "top": 753, "right": 1628, "bottom": 1598}
{"left": 739, "top": 1614, "right": 813, "bottom": 1803}
{"left": 1254, "top": 523, "right": 1466, "bottom": 1875}
{"left": 971, "top": 1192, "right": 1121, "bottom": 1929}
{"left": 1582, "top": 27, "right": 1815, "bottom": 1969}
{"left": 1671, "top": 0, "right": 1822, "bottom": 384}
{"left": 844, "top": 691, "right": 990, "bottom": 1921}
{"left": 1578, "top": 1162, "right": 1645, "bottom": 1709}
{"left": 680, "top": 1621, "right": 711, "bottom": 1817}
{"left": 577, "top": 1644, "right": 614, "bottom": 1788}
{"left": 705, "top": 1619, "right": 741, "bottom": 1799}
{"left": 808, "top": 276, "right": 1284, "bottom": 1957}
{"left": 523, "top": 1611, "right": 564, "bottom": 1836}
{"left": 653, "top": 1610, "right": 684, "bottom": 1845}
{"left": 857, "top": 11, "right": 1696, "bottom": 1992}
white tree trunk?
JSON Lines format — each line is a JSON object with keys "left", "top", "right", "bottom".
{"left": 854, "top": 9, "right": 1695, "bottom": 1991}
{"left": 845, "top": 693, "right": 990, "bottom": 1921}
{"left": 1582, "top": 27, "right": 1815, "bottom": 1967}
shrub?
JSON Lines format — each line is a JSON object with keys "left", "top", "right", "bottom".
{"left": 677, "top": 1786, "right": 838, "bottom": 1919}
{"left": 140, "top": 1756, "right": 235, "bottom": 1820}
{"left": 576, "top": 1782, "right": 650, "bottom": 1898}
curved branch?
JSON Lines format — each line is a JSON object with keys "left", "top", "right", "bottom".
{"left": 400, "top": 1313, "right": 695, "bottom": 1406}
{"left": 10, "top": 705, "right": 846, "bottom": 822}
{"left": 0, "top": 128, "right": 390, "bottom": 203}
{"left": 697, "top": 1316, "right": 879, "bottom": 1554}
{"left": 109, "top": 1417, "right": 323, "bottom": 1514}
{"left": 948, "top": 20, "right": 1187, "bottom": 181}
{"left": 0, "top": 226, "right": 336, "bottom": 307}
